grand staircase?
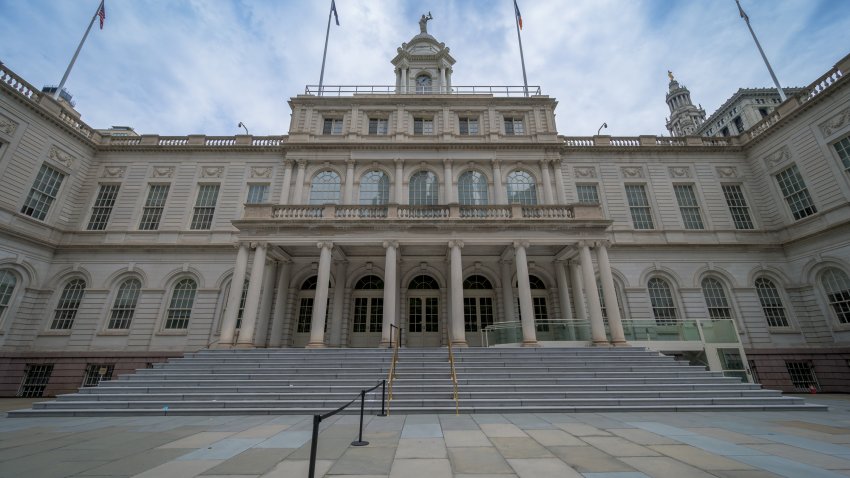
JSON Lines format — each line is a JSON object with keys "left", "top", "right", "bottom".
{"left": 8, "top": 347, "right": 824, "bottom": 416}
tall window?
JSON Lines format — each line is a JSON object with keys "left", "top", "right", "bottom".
{"left": 822, "top": 268, "right": 850, "bottom": 324}
{"left": 21, "top": 164, "right": 65, "bottom": 220}
{"left": 139, "top": 184, "right": 169, "bottom": 230}
{"left": 309, "top": 171, "right": 341, "bottom": 205}
{"left": 296, "top": 276, "right": 318, "bottom": 333}
{"left": 722, "top": 184, "right": 754, "bottom": 230}
{"left": 246, "top": 184, "right": 269, "bottom": 204}
{"left": 359, "top": 171, "right": 389, "bottom": 205}
{"left": 459, "top": 117, "right": 479, "bottom": 135}
{"left": 413, "top": 118, "right": 434, "bottom": 135}
{"left": 674, "top": 185, "right": 704, "bottom": 229}
{"left": 351, "top": 275, "right": 384, "bottom": 333}
{"left": 529, "top": 276, "right": 549, "bottom": 331}
{"left": 368, "top": 118, "right": 388, "bottom": 135}
{"left": 51, "top": 279, "right": 86, "bottom": 330}
{"left": 164, "top": 278, "right": 197, "bottom": 329}
{"left": 648, "top": 278, "right": 678, "bottom": 325}
{"left": 190, "top": 184, "right": 220, "bottom": 230}
{"left": 323, "top": 118, "right": 343, "bottom": 135}
{"left": 506, "top": 170, "right": 537, "bottom": 205}
{"left": 504, "top": 117, "right": 525, "bottom": 135}
{"left": 235, "top": 279, "right": 249, "bottom": 329}
{"left": 702, "top": 278, "right": 732, "bottom": 320}
{"left": 87, "top": 184, "right": 120, "bottom": 230}
{"left": 755, "top": 277, "right": 789, "bottom": 327}
{"left": 458, "top": 171, "right": 489, "bottom": 205}
{"left": 463, "top": 275, "right": 494, "bottom": 332}
{"left": 409, "top": 171, "right": 439, "bottom": 205}
{"left": 576, "top": 184, "right": 599, "bottom": 204}
{"left": 775, "top": 165, "right": 817, "bottom": 220}
{"left": 834, "top": 136, "right": 850, "bottom": 171}
{"left": 625, "top": 184, "right": 654, "bottom": 229}
{"left": 408, "top": 275, "right": 439, "bottom": 334}
{"left": 0, "top": 270, "right": 17, "bottom": 325}
{"left": 108, "top": 279, "right": 141, "bottom": 329}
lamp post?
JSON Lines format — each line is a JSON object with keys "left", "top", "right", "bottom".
{"left": 597, "top": 122, "right": 608, "bottom": 135}
{"left": 237, "top": 122, "right": 249, "bottom": 135}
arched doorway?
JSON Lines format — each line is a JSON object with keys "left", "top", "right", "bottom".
{"left": 349, "top": 275, "right": 384, "bottom": 348}
{"left": 463, "top": 275, "right": 495, "bottom": 347}
{"left": 406, "top": 275, "right": 441, "bottom": 347}
{"left": 292, "top": 276, "right": 329, "bottom": 347}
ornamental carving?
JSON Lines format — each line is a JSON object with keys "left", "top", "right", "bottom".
{"left": 250, "top": 166, "right": 272, "bottom": 178}
{"left": 620, "top": 166, "right": 643, "bottom": 178}
{"left": 151, "top": 166, "right": 174, "bottom": 178}
{"left": 0, "top": 114, "right": 18, "bottom": 136}
{"left": 201, "top": 166, "right": 224, "bottom": 178}
{"left": 48, "top": 145, "right": 75, "bottom": 168}
{"left": 716, "top": 166, "right": 738, "bottom": 178}
{"left": 819, "top": 106, "right": 850, "bottom": 137}
{"left": 574, "top": 166, "right": 597, "bottom": 178}
{"left": 101, "top": 166, "right": 126, "bottom": 178}
{"left": 763, "top": 146, "right": 790, "bottom": 169}
{"left": 668, "top": 166, "right": 691, "bottom": 179}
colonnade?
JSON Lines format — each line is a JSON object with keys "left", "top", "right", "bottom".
{"left": 218, "top": 240, "right": 626, "bottom": 348}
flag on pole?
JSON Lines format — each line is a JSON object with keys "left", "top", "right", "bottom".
{"left": 331, "top": 0, "right": 340, "bottom": 26}
{"left": 514, "top": 0, "right": 523, "bottom": 30}
{"left": 735, "top": 0, "right": 749, "bottom": 22}
{"left": 97, "top": 0, "right": 106, "bottom": 29}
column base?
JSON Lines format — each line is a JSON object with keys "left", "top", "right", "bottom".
{"left": 305, "top": 342, "right": 327, "bottom": 349}
{"left": 234, "top": 343, "right": 255, "bottom": 349}
{"left": 592, "top": 340, "right": 612, "bottom": 347}
{"left": 379, "top": 340, "right": 393, "bottom": 348}
{"left": 210, "top": 343, "right": 233, "bottom": 350}
{"left": 611, "top": 340, "right": 629, "bottom": 347}
{"left": 450, "top": 340, "right": 468, "bottom": 348}
{"left": 520, "top": 340, "right": 540, "bottom": 347}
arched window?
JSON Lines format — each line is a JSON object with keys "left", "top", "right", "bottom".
{"left": 822, "top": 268, "right": 850, "bottom": 324}
{"left": 648, "top": 278, "right": 678, "bottom": 325}
{"left": 0, "top": 270, "right": 17, "bottom": 325}
{"left": 409, "top": 275, "right": 439, "bottom": 290}
{"left": 458, "top": 171, "right": 489, "bottom": 205}
{"left": 309, "top": 170, "right": 341, "bottom": 205}
{"left": 359, "top": 171, "right": 389, "bottom": 205}
{"left": 506, "top": 170, "right": 537, "bottom": 205}
{"left": 301, "top": 276, "right": 318, "bottom": 290}
{"left": 702, "top": 278, "right": 732, "bottom": 320}
{"left": 51, "top": 279, "right": 86, "bottom": 330}
{"left": 352, "top": 275, "right": 384, "bottom": 334}
{"left": 164, "top": 278, "right": 197, "bottom": 329}
{"left": 755, "top": 277, "right": 789, "bottom": 327}
{"left": 355, "top": 275, "right": 384, "bottom": 290}
{"left": 463, "top": 275, "right": 493, "bottom": 289}
{"left": 528, "top": 275, "right": 546, "bottom": 289}
{"left": 108, "top": 278, "right": 141, "bottom": 329}
{"left": 409, "top": 171, "right": 439, "bottom": 205}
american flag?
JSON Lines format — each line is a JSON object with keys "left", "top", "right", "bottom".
{"left": 514, "top": 0, "right": 523, "bottom": 30}
{"left": 97, "top": 0, "right": 106, "bottom": 30}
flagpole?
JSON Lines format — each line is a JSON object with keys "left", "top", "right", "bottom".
{"left": 54, "top": 0, "right": 103, "bottom": 100}
{"left": 735, "top": 0, "right": 786, "bottom": 101}
{"left": 318, "top": 1, "right": 334, "bottom": 96}
{"left": 513, "top": 1, "right": 529, "bottom": 97}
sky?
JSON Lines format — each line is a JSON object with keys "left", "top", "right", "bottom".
{"left": 1, "top": 0, "right": 849, "bottom": 137}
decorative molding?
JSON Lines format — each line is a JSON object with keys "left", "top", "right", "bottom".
{"left": 574, "top": 166, "right": 597, "bottom": 179}
{"left": 48, "top": 145, "right": 75, "bottom": 169}
{"left": 620, "top": 166, "right": 643, "bottom": 179}
{"left": 819, "top": 106, "right": 850, "bottom": 137}
{"left": 151, "top": 166, "right": 174, "bottom": 178}
{"left": 763, "top": 146, "right": 790, "bottom": 170}
{"left": 201, "top": 166, "right": 224, "bottom": 178}
{"left": 716, "top": 166, "right": 738, "bottom": 179}
{"left": 668, "top": 166, "right": 691, "bottom": 179}
{"left": 101, "top": 166, "right": 126, "bottom": 179}
{"left": 250, "top": 166, "right": 272, "bottom": 178}
{"left": 0, "top": 114, "right": 18, "bottom": 136}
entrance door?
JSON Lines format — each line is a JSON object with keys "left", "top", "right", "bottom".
{"left": 406, "top": 275, "right": 441, "bottom": 347}
{"left": 291, "top": 276, "right": 328, "bottom": 347}
{"left": 463, "top": 275, "right": 496, "bottom": 346}
{"left": 349, "top": 275, "right": 384, "bottom": 348}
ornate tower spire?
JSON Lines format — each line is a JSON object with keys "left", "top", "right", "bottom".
{"left": 665, "top": 71, "right": 706, "bottom": 137}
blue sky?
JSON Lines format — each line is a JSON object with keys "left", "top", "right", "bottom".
{"left": 2, "top": 0, "right": 849, "bottom": 137}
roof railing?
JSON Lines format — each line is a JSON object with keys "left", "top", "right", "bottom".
{"left": 304, "top": 85, "right": 542, "bottom": 97}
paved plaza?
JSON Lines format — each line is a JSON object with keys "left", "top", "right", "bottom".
{"left": 2, "top": 396, "right": 850, "bottom": 477}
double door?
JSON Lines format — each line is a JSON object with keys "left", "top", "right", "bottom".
{"left": 407, "top": 295, "right": 440, "bottom": 347}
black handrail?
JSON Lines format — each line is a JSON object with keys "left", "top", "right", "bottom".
{"left": 389, "top": 323, "right": 401, "bottom": 348}
{"left": 308, "top": 379, "right": 386, "bottom": 478}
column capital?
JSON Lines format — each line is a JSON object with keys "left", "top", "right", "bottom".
{"left": 442, "top": 158, "right": 453, "bottom": 167}
{"left": 512, "top": 240, "right": 530, "bottom": 250}
{"left": 345, "top": 158, "right": 356, "bottom": 167}
{"left": 448, "top": 239, "right": 465, "bottom": 249}
{"left": 393, "top": 157, "right": 404, "bottom": 166}
{"left": 250, "top": 241, "right": 268, "bottom": 249}
{"left": 491, "top": 158, "right": 502, "bottom": 168}
{"left": 317, "top": 241, "right": 334, "bottom": 250}
{"left": 538, "top": 159, "right": 550, "bottom": 168}
{"left": 296, "top": 159, "right": 308, "bottom": 169}
{"left": 232, "top": 241, "right": 248, "bottom": 250}
{"left": 576, "top": 240, "right": 593, "bottom": 249}
{"left": 282, "top": 159, "right": 293, "bottom": 168}
{"left": 382, "top": 240, "right": 399, "bottom": 249}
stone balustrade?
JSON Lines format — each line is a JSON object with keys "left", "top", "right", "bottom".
{"left": 243, "top": 203, "right": 604, "bottom": 221}
{"left": 0, "top": 64, "right": 40, "bottom": 101}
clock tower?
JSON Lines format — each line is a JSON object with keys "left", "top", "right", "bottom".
{"left": 391, "top": 14, "right": 456, "bottom": 94}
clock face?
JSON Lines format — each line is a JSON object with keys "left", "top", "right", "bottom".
{"left": 416, "top": 75, "right": 432, "bottom": 86}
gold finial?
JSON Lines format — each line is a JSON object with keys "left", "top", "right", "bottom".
{"left": 668, "top": 70, "right": 675, "bottom": 81}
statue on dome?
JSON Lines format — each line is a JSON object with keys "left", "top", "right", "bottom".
{"left": 419, "top": 12, "right": 433, "bottom": 34}
{"left": 668, "top": 70, "right": 675, "bottom": 81}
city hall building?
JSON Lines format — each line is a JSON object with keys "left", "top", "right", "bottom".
{"left": 1, "top": 24, "right": 850, "bottom": 398}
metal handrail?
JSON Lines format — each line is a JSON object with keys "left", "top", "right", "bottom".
{"left": 386, "top": 324, "right": 401, "bottom": 415}
{"left": 447, "top": 342, "right": 460, "bottom": 415}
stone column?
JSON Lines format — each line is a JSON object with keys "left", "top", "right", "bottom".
{"left": 308, "top": 241, "right": 333, "bottom": 348}
{"left": 440, "top": 67, "right": 447, "bottom": 93}
{"left": 492, "top": 159, "right": 505, "bottom": 204}
{"left": 551, "top": 159, "right": 567, "bottom": 205}
{"left": 513, "top": 241, "right": 538, "bottom": 346}
{"left": 220, "top": 243, "right": 250, "bottom": 346}
{"left": 569, "top": 261, "right": 588, "bottom": 323}
{"left": 555, "top": 261, "right": 574, "bottom": 322}
{"left": 279, "top": 159, "right": 293, "bottom": 205}
{"left": 329, "top": 260, "right": 347, "bottom": 347}
{"left": 254, "top": 260, "right": 277, "bottom": 347}
{"left": 292, "top": 159, "right": 307, "bottom": 204}
{"left": 394, "top": 158, "right": 404, "bottom": 204}
{"left": 579, "top": 242, "right": 607, "bottom": 345}
{"left": 381, "top": 241, "right": 399, "bottom": 347}
{"left": 443, "top": 158, "right": 454, "bottom": 204}
{"left": 344, "top": 159, "right": 355, "bottom": 204}
{"left": 597, "top": 242, "right": 627, "bottom": 345}
{"left": 499, "top": 259, "right": 515, "bottom": 322}
{"left": 268, "top": 260, "right": 291, "bottom": 347}
{"left": 237, "top": 242, "right": 267, "bottom": 347}
{"left": 448, "top": 240, "right": 467, "bottom": 346}
{"left": 540, "top": 160, "right": 555, "bottom": 205}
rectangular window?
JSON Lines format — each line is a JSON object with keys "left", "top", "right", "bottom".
{"left": 246, "top": 184, "right": 269, "bottom": 204}
{"left": 732, "top": 116, "right": 744, "bottom": 134}
{"left": 459, "top": 117, "right": 479, "bottom": 135}
{"left": 674, "top": 184, "right": 704, "bottom": 229}
{"left": 413, "top": 118, "right": 434, "bottom": 135}
{"left": 139, "top": 184, "right": 169, "bottom": 230}
{"left": 86, "top": 184, "right": 120, "bottom": 230}
{"left": 323, "top": 118, "right": 343, "bottom": 135}
{"left": 785, "top": 361, "right": 819, "bottom": 392}
{"left": 18, "top": 364, "right": 53, "bottom": 398}
{"left": 368, "top": 118, "right": 388, "bottom": 135}
{"left": 21, "top": 164, "right": 65, "bottom": 220}
{"left": 504, "top": 117, "right": 525, "bottom": 135}
{"left": 82, "top": 364, "right": 114, "bottom": 387}
{"left": 775, "top": 165, "right": 817, "bottom": 220}
{"left": 425, "top": 297, "right": 438, "bottom": 332}
{"left": 464, "top": 297, "right": 478, "bottom": 332}
{"left": 625, "top": 184, "right": 654, "bottom": 229}
{"left": 834, "top": 136, "right": 850, "bottom": 171}
{"left": 297, "top": 298, "right": 313, "bottom": 333}
{"left": 533, "top": 297, "right": 549, "bottom": 332}
{"left": 190, "top": 184, "right": 220, "bottom": 230}
{"left": 576, "top": 184, "right": 599, "bottom": 204}
{"left": 722, "top": 184, "right": 754, "bottom": 229}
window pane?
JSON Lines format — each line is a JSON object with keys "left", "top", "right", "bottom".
{"left": 459, "top": 117, "right": 479, "bottom": 135}
{"left": 164, "top": 279, "right": 196, "bottom": 329}
{"left": 722, "top": 184, "right": 754, "bottom": 229}
{"left": 648, "top": 278, "right": 677, "bottom": 325}
{"left": 369, "top": 298, "right": 383, "bottom": 333}
{"left": 0, "top": 270, "right": 17, "bottom": 323}
{"left": 323, "top": 118, "right": 343, "bottom": 135}
{"left": 504, "top": 117, "right": 524, "bottom": 135}
{"left": 368, "top": 118, "right": 388, "bottom": 135}
{"left": 309, "top": 171, "right": 341, "bottom": 205}
{"left": 352, "top": 297, "right": 367, "bottom": 333}
{"left": 139, "top": 184, "right": 169, "bottom": 230}
{"left": 21, "top": 164, "right": 65, "bottom": 220}
{"left": 51, "top": 279, "right": 86, "bottom": 329}
{"left": 507, "top": 171, "right": 537, "bottom": 205}
{"left": 409, "top": 171, "right": 439, "bottom": 205}
{"left": 408, "top": 297, "right": 422, "bottom": 332}
{"left": 464, "top": 297, "right": 478, "bottom": 332}
{"left": 425, "top": 297, "right": 439, "bottom": 332}
{"left": 702, "top": 278, "right": 732, "bottom": 320}
{"left": 833, "top": 136, "right": 850, "bottom": 171}
{"left": 190, "top": 184, "right": 220, "bottom": 230}
{"left": 409, "top": 275, "right": 439, "bottom": 290}
{"left": 625, "top": 184, "right": 654, "bottom": 229}
{"left": 246, "top": 184, "right": 269, "bottom": 204}
{"left": 755, "top": 278, "right": 789, "bottom": 327}
{"left": 576, "top": 184, "right": 599, "bottom": 204}
{"left": 458, "top": 171, "right": 489, "bottom": 205}
{"left": 87, "top": 184, "right": 120, "bottom": 230}
{"left": 674, "top": 185, "right": 704, "bottom": 229}
{"left": 297, "top": 298, "right": 314, "bottom": 333}
{"left": 822, "top": 268, "right": 850, "bottom": 324}
{"left": 413, "top": 118, "right": 433, "bottom": 135}
{"left": 108, "top": 279, "right": 141, "bottom": 329}
{"left": 359, "top": 171, "right": 389, "bottom": 205}
{"left": 775, "top": 165, "right": 817, "bottom": 220}
{"left": 463, "top": 275, "right": 493, "bottom": 290}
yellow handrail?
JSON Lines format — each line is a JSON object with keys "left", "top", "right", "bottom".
{"left": 447, "top": 341, "right": 459, "bottom": 415}
{"left": 386, "top": 327, "right": 400, "bottom": 415}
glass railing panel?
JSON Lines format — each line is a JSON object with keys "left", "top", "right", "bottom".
{"left": 620, "top": 320, "right": 701, "bottom": 341}
{"left": 700, "top": 320, "right": 739, "bottom": 343}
